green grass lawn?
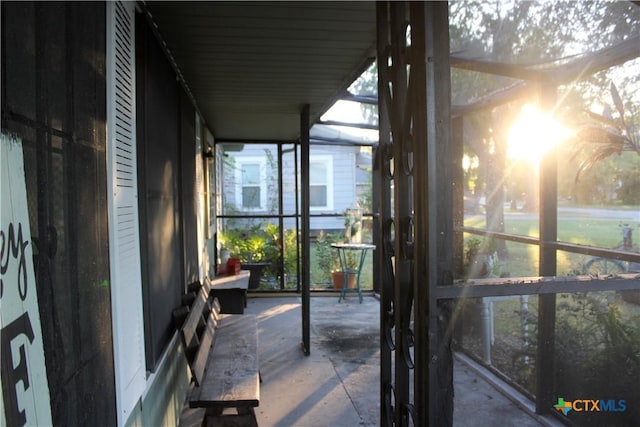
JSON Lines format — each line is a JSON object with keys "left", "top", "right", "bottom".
{"left": 465, "top": 216, "right": 638, "bottom": 277}
{"left": 459, "top": 212, "right": 640, "bottom": 401}
{"left": 309, "top": 215, "right": 637, "bottom": 289}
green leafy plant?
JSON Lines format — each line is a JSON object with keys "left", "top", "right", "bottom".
{"left": 218, "top": 223, "right": 280, "bottom": 264}
{"left": 572, "top": 82, "right": 640, "bottom": 182}
{"left": 282, "top": 228, "right": 299, "bottom": 287}
{"left": 464, "top": 237, "right": 499, "bottom": 278}
{"left": 313, "top": 231, "right": 360, "bottom": 287}
{"left": 314, "top": 231, "right": 342, "bottom": 282}
{"left": 553, "top": 293, "right": 640, "bottom": 425}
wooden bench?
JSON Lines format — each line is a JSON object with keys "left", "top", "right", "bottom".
{"left": 175, "top": 281, "right": 260, "bottom": 426}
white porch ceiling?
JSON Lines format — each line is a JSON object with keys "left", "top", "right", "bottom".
{"left": 144, "top": 1, "right": 377, "bottom": 142}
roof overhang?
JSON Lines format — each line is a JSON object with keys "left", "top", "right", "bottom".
{"left": 142, "top": 1, "right": 377, "bottom": 142}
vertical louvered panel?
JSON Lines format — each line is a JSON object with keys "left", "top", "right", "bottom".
{"left": 195, "top": 114, "right": 206, "bottom": 279}
{"left": 106, "top": 1, "right": 146, "bottom": 425}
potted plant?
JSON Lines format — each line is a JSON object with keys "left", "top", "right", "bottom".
{"left": 314, "top": 230, "right": 360, "bottom": 290}
{"left": 218, "top": 223, "right": 280, "bottom": 289}
{"left": 332, "top": 235, "right": 361, "bottom": 289}
{"left": 331, "top": 262, "right": 358, "bottom": 289}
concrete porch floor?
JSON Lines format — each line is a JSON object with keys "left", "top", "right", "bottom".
{"left": 181, "top": 294, "right": 563, "bottom": 427}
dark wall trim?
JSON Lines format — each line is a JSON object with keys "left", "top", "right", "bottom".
{"left": 136, "top": 12, "right": 183, "bottom": 371}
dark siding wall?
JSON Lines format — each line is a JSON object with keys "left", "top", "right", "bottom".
{"left": 136, "top": 14, "right": 199, "bottom": 370}
{"left": 180, "top": 91, "right": 199, "bottom": 284}
{"left": 1, "top": 2, "right": 116, "bottom": 426}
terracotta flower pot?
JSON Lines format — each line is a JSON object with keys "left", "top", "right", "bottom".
{"left": 332, "top": 271, "right": 357, "bottom": 289}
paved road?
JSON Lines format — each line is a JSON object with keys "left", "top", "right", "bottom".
{"left": 557, "top": 206, "right": 640, "bottom": 222}
{"left": 469, "top": 206, "right": 639, "bottom": 222}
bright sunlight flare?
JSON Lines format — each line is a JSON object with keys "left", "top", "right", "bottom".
{"left": 507, "top": 104, "right": 573, "bottom": 164}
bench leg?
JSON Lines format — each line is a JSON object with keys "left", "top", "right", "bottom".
{"left": 201, "top": 408, "right": 221, "bottom": 427}
{"left": 238, "top": 407, "right": 258, "bottom": 427}
{"left": 203, "top": 407, "right": 258, "bottom": 427}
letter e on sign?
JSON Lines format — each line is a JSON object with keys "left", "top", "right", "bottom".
{"left": 1, "top": 134, "right": 53, "bottom": 426}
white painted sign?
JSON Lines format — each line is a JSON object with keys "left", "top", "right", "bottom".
{"left": 1, "top": 133, "right": 53, "bottom": 426}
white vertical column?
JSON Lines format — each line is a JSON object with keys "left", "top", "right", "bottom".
{"left": 106, "top": 1, "right": 146, "bottom": 425}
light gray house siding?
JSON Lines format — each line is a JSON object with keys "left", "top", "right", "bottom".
{"left": 220, "top": 144, "right": 363, "bottom": 232}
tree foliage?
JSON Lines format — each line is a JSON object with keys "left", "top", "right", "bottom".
{"left": 353, "top": 2, "right": 639, "bottom": 206}
{"left": 349, "top": 61, "right": 378, "bottom": 125}
{"left": 571, "top": 82, "right": 639, "bottom": 182}
{"left": 448, "top": 0, "right": 640, "bottom": 206}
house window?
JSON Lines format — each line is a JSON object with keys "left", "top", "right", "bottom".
{"left": 236, "top": 158, "right": 266, "bottom": 210}
{"left": 310, "top": 155, "right": 333, "bottom": 210}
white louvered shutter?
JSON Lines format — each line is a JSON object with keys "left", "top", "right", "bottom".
{"left": 106, "top": 1, "right": 146, "bottom": 425}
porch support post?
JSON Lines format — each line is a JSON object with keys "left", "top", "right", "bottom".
{"left": 376, "top": 2, "right": 395, "bottom": 426}
{"left": 377, "top": 2, "right": 414, "bottom": 424}
{"left": 535, "top": 83, "right": 558, "bottom": 414}
{"left": 300, "top": 103, "right": 311, "bottom": 355}
{"left": 451, "top": 115, "right": 465, "bottom": 351}
{"left": 411, "top": 2, "right": 454, "bottom": 425}
{"left": 377, "top": 2, "right": 454, "bottom": 425}
{"left": 389, "top": 3, "right": 413, "bottom": 426}
{"left": 452, "top": 116, "right": 465, "bottom": 278}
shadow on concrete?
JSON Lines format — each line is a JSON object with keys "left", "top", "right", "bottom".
{"left": 181, "top": 295, "right": 562, "bottom": 426}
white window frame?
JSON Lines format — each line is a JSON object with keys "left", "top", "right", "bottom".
{"left": 309, "top": 154, "right": 334, "bottom": 211}
{"left": 234, "top": 157, "right": 267, "bottom": 211}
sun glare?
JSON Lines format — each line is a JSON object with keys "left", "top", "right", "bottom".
{"left": 321, "top": 100, "right": 365, "bottom": 123}
{"left": 507, "top": 104, "right": 573, "bottom": 164}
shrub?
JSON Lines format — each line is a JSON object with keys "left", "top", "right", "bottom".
{"left": 554, "top": 293, "right": 640, "bottom": 426}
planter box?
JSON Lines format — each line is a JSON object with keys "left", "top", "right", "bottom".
{"left": 207, "top": 271, "right": 250, "bottom": 314}
{"left": 242, "top": 262, "right": 270, "bottom": 289}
